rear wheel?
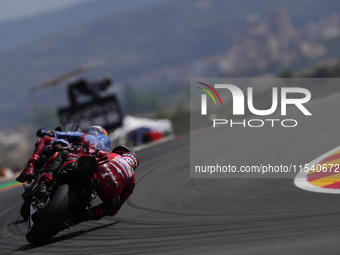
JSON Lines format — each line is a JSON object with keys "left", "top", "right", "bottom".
{"left": 26, "top": 184, "right": 77, "bottom": 246}
{"left": 20, "top": 200, "right": 30, "bottom": 221}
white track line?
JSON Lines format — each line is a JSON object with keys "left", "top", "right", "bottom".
{"left": 295, "top": 146, "right": 340, "bottom": 194}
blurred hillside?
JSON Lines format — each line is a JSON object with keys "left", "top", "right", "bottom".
{"left": 1, "top": 0, "right": 340, "bottom": 131}
{"left": 0, "top": 0, "right": 174, "bottom": 54}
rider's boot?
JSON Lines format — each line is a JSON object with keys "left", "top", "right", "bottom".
{"left": 16, "top": 154, "right": 40, "bottom": 183}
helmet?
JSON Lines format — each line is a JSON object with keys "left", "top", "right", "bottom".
{"left": 86, "top": 126, "right": 108, "bottom": 137}
{"left": 121, "top": 152, "right": 139, "bottom": 170}
{"left": 112, "top": 145, "right": 133, "bottom": 155}
{"left": 86, "top": 126, "right": 110, "bottom": 151}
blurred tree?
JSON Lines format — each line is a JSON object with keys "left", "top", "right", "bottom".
{"left": 138, "top": 92, "right": 161, "bottom": 113}
{"left": 313, "top": 67, "right": 332, "bottom": 78}
{"left": 123, "top": 83, "right": 138, "bottom": 114}
{"left": 155, "top": 107, "right": 168, "bottom": 119}
{"left": 278, "top": 67, "right": 295, "bottom": 78}
{"left": 170, "top": 103, "right": 189, "bottom": 135}
{"left": 123, "top": 83, "right": 162, "bottom": 114}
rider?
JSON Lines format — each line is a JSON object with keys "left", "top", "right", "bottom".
{"left": 70, "top": 145, "right": 139, "bottom": 223}
{"left": 27, "top": 144, "right": 139, "bottom": 224}
{"left": 16, "top": 125, "right": 111, "bottom": 183}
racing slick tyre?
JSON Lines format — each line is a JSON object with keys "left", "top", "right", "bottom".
{"left": 26, "top": 184, "right": 77, "bottom": 246}
{"left": 20, "top": 200, "right": 30, "bottom": 221}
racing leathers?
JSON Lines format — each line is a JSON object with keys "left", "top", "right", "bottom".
{"left": 28, "top": 146, "right": 136, "bottom": 223}
{"left": 67, "top": 149, "right": 136, "bottom": 223}
{"left": 15, "top": 130, "right": 55, "bottom": 183}
{"left": 92, "top": 151, "right": 136, "bottom": 218}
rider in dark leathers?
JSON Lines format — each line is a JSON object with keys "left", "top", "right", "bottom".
{"left": 16, "top": 126, "right": 110, "bottom": 183}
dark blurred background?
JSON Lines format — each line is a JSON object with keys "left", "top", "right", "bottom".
{"left": 1, "top": 0, "right": 340, "bottom": 170}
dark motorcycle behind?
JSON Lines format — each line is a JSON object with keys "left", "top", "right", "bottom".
{"left": 19, "top": 122, "right": 82, "bottom": 221}
{"left": 26, "top": 143, "right": 99, "bottom": 246}
{"left": 19, "top": 169, "right": 43, "bottom": 221}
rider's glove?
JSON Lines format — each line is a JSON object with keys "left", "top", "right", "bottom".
{"left": 36, "top": 129, "right": 47, "bottom": 137}
{"left": 36, "top": 129, "right": 55, "bottom": 137}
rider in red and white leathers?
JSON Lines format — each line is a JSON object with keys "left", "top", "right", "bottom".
{"left": 29, "top": 145, "right": 139, "bottom": 223}
{"left": 81, "top": 148, "right": 138, "bottom": 220}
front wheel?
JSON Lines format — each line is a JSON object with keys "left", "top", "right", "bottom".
{"left": 26, "top": 184, "right": 77, "bottom": 246}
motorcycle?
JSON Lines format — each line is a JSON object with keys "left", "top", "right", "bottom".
{"left": 20, "top": 168, "right": 43, "bottom": 221}
{"left": 19, "top": 122, "right": 81, "bottom": 221}
{"left": 25, "top": 142, "right": 99, "bottom": 246}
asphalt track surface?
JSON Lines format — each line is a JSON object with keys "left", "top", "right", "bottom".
{"left": 2, "top": 93, "right": 340, "bottom": 254}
